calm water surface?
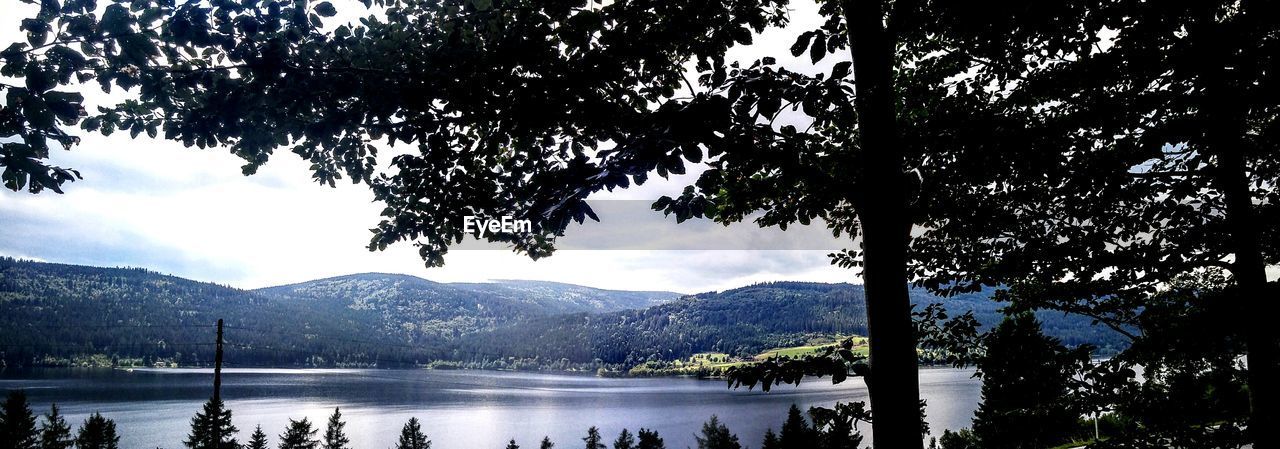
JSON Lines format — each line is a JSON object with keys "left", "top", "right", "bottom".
{"left": 0, "top": 367, "right": 980, "bottom": 448}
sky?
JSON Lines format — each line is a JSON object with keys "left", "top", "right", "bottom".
{"left": 0, "top": 1, "right": 859, "bottom": 294}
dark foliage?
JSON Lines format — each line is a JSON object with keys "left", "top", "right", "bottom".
{"left": 246, "top": 425, "right": 270, "bottom": 449}
{"left": 694, "top": 416, "right": 739, "bottom": 449}
{"left": 73, "top": 413, "right": 118, "bottom": 449}
{"left": 278, "top": 418, "right": 319, "bottom": 449}
{"left": 635, "top": 429, "right": 663, "bottom": 449}
{"left": 184, "top": 398, "right": 238, "bottom": 449}
{"left": 395, "top": 418, "right": 429, "bottom": 449}
{"left": 970, "top": 314, "right": 1084, "bottom": 449}
{"left": 322, "top": 408, "right": 349, "bottom": 449}
{"left": 582, "top": 426, "right": 604, "bottom": 449}
{"left": 1, "top": 390, "right": 38, "bottom": 449}
{"left": 37, "top": 404, "right": 72, "bottom": 449}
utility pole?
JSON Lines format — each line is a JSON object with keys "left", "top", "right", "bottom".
{"left": 210, "top": 318, "right": 224, "bottom": 449}
{"left": 214, "top": 318, "right": 224, "bottom": 402}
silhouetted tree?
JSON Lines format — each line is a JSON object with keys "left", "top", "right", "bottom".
{"left": 778, "top": 405, "right": 815, "bottom": 449}
{"left": 505, "top": 440, "right": 519, "bottom": 449}
{"left": 395, "top": 418, "right": 429, "bottom": 449}
{"left": 694, "top": 416, "right": 740, "bottom": 449}
{"left": 761, "top": 429, "right": 780, "bottom": 449}
{"left": 935, "top": 429, "right": 978, "bottom": 449}
{"left": 38, "top": 404, "right": 72, "bottom": 449}
{"left": 809, "top": 403, "right": 867, "bottom": 449}
{"left": 1, "top": 390, "right": 38, "bottom": 449}
{"left": 539, "top": 437, "right": 554, "bottom": 449}
{"left": 612, "top": 429, "right": 634, "bottom": 449}
{"left": 278, "top": 418, "right": 319, "bottom": 449}
{"left": 184, "top": 398, "right": 238, "bottom": 449}
{"left": 636, "top": 429, "right": 664, "bottom": 449}
{"left": 247, "top": 425, "right": 270, "bottom": 449}
{"left": 73, "top": 413, "right": 118, "bottom": 449}
{"left": 971, "top": 314, "right": 1081, "bottom": 449}
{"left": 322, "top": 408, "right": 349, "bottom": 449}
{"left": 582, "top": 427, "right": 605, "bottom": 449}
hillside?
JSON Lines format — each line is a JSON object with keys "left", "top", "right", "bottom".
{"left": 257, "top": 274, "right": 679, "bottom": 318}
{"left": 0, "top": 258, "right": 1125, "bottom": 370}
{"left": 452, "top": 282, "right": 1127, "bottom": 367}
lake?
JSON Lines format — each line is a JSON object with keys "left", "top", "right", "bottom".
{"left": 0, "top": 367, "right": 981, "bottom": 448}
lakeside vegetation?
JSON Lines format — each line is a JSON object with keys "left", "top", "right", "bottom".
{"left": 626, "top": 336, "right": 870, "bottom": 377}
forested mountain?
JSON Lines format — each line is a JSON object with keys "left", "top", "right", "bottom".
{"left": 257, "top": 274, "right": 678, "bottom": 318}
{"left": 0, "top": 258, "right": 1124, "bottom": 369}
{"left": 450, "top": 280, "right": 678, "bottom": 313}
{"left": 452, "top": 282, "right": 1127, "bottom": 367}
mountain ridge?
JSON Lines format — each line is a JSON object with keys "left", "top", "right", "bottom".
{"left": 0, "top": 257, "right": 1126, "bottom": 370}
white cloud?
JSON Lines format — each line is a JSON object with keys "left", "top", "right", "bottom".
{"left": 0, "top": 1, "right": 859, "bottom": 293}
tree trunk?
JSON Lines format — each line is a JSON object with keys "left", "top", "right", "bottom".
{"left": 843, "top": 0, "right": 923, "bottom": 447}
{"left": 1216, "top": 133, "right": 1280, "bottom": 449}
{"left": 1200, "top": 10, "right": 1279, "bottom": 446}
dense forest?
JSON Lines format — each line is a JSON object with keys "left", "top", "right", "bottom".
{"left": 0, "top": 258, "right": 1123, "bottom": 370}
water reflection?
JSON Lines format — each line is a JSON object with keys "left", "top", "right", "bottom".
{"left": 0, "top": 367, "right": 980, "bottom": 448}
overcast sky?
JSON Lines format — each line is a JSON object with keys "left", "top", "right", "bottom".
{"left": 0, "top": 1, "right": 859, "bottom": 294}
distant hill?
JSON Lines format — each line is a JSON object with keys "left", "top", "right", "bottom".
{"left": 0, "top": 258, "right": 1125, "bottom": 369}
{"left": 451, "top": 279, "right": 678, "bottom": 313}
{"left": 453, "top": 282, "right": 1127, "bottom": 366}
{"left": 256, "top": 274, "right": 679, "bottom": 317}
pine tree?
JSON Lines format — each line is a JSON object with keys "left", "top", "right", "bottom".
{"left": 38, "top": 404, "right": 73, "bottom": 449}
{"left": 694, "top": 416, "right": 740, "bottom": 449}
{"left": 582, "top": 427, "right": 604, "bottom": 449}
{"left": 760, "top": 429, "right": 780, "bottom": 449}
{"left": 505, "top": 439, "right": 519, "bottom": 449}
{"left": 246, "top": 425, "right": 270, "bottom": 449}
{"left": 278, "top": 418, "right": 319, "bottom": 449}
{"left": 778, "top": 405, "right": 815, "bottom": 449}
{"left": 539, "top": 437, "right": 554, "bottom": 449}
{"left": 74, "top": 413, "right": 118, "bottom": 449}
{"left": 184, "top": 398, "right": 239, "bottom": 449}
{"left": 2, "top": 390, "right": 39, "bottom": 449}
{"left": 970, "top": 314, "right": 1079, "bottom": 449}
{"left": 636, "top": 429, "right": 664, "bottom": 449}
{"left": 322, "top": 408, "right": 349, "bottom": 449}
{"left": 613, "top": 429, "right": 635, "bottom": 449}
{"left": 394, "top": 418, "right": 430, "bottom": 449}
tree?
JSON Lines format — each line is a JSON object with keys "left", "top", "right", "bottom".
{"left": 905, "top": 2, "right": 1280, "bottom": 446}
{"left": 612, "top": 429, "right": 634, "bottom": 449}
{"left": 777, "top": 404, "right": 815, "bottom": 449}
{"left": 321, "top": 408, "right": 349, "bottom": 449}
{"left": 582, "top": 427, "right": 604, "bottom": 449}
{"left": 247, "top": 425, "right": 270, "bottom": 449}
{"left": 935, "top": 429, "right": 978, "bottom": 449}
{"left": 970, "top": 314, "right": 1082, "bottom": 449}
{"left": 185, "top": 398, "right": 238, "bottom": 449}
{"left": 0, "top": 1, "right": 1141, "bottom": 446}
{"left": 395, "top": 418, "right": 429, "bottom": 449}
{"left": 760, "top": 429, "right": 780, "bottom": 449}
{"left": 278, "top": 418, "right": 319, "bottom": 449}
{"left": 694, "top": 416, "right": 740, "bottom": 449}
{"left": 505, "top": 440, "right": 519, "bottom": 449}
{"left": 38, "top": 404, "right": 73, "bottom": 449}
{"left": 539, "top": 436, "right": 554, "bottom": 449}
{"left": 1, "top": 390, "right": 38, "bottom": 449}
{"left": 809, "top": 403, "right": 866, "bottom": 449}
{"left": 635, "top": 429, "right": 663, "bottom": 449}
{"left": 74, "top": 413, "right": 118, "bottom": 449}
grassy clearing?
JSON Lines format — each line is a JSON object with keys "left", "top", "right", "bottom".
{"left": 626, "top": 336, "right": 869, "bottom": 377}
